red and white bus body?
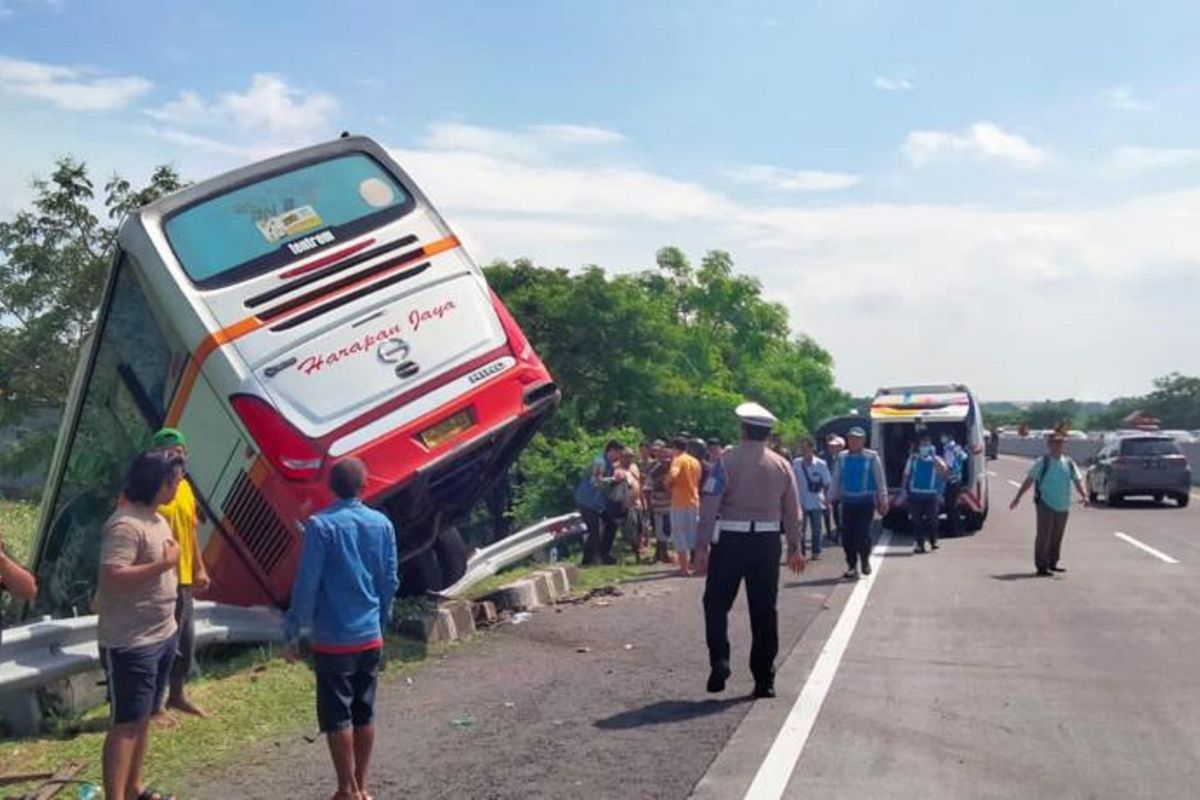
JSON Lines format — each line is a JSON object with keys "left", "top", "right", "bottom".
{"left": 29, "top": 136, "right": 557, "bottom": 616}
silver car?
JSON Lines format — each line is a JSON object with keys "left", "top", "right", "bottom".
{"left": 1086, "top": 435, "right": 1192, "bottom": 508}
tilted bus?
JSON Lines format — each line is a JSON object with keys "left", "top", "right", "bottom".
{"left": 29, "top": 135, "right": 559, "bottom": 618}
{"left": 870, "top": 383, "right": 989, "bottom": 532}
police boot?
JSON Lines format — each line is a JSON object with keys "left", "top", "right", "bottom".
{"left": 707, "top": 661, "right": 731, "bottom": 693}
{"left": 753, "top": 674, "right": 776, "bottom": 699}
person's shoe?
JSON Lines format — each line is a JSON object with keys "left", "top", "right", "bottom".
{"left": 930, "top": 542, "right": 940, "bottom": 550}
{"left": 753, "top": 679, "right": 776, "bottom": 699}
{"left": 1036, "top": 568, "right": 1052, "bottom": 576}
{"left": 843, "top": 568, "right": 859, "bottom": 580}
{"left": 913, "top": 545, "right": 926, "bottom": 554}
{"left": 862, "top": 563, "right": 873, "bottom": 576}
{"left": 707, "top": 662, "right": 732, "bottom": 693}
{"left": 1050, "top": 565, "right": 1066, "bottom": 573}
{"left": 601, "top": 555, "right": 617, "bottom": 565}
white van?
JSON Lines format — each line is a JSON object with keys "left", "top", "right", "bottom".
{"left": 870, "top": 383, "right": 989, "bottom": 532}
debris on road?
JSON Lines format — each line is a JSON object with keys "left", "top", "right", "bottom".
{"left": 510, "top": 611, "right": 533, "bottom": 625}
{"left": 576, "top": 646, "right": 591, "bottom": 653}
{"left": 450, "top": 715, "right": 476, "bottom": 730}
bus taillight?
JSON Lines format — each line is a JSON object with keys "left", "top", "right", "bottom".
{"left": 231, "top": 394, "right": 325, "bottom": 481}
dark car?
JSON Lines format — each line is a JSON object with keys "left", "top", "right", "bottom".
{"left": 1086, "top": 435, "right": 1192, "bottom": 508}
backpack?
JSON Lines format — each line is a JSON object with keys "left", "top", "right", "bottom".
{"left": 1033, "top": 455, "right": 1054, "bottom": 505}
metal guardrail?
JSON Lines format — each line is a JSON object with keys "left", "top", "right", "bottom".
{"left": 0, "top": 514, "right": 583, "bottom": 734}
{"left": 442, "top": 511, "right": 586, "bottom": 599}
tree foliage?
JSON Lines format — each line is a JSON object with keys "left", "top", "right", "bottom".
{"left": 486, "top": 249, "right": 851, "bottom": 525}
{"left": 0, "top": 158, "right": 185, "bottom": 473}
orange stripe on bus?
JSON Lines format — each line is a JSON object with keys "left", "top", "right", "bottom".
{"left": 163, "top": 234, "right": 461, "bottom": 426}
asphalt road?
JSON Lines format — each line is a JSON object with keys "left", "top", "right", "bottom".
{"left": 697, "top": 454, "right": 1200, "bottom": 799}
{"left": 194, "top": 455, "right": 1200, "bottom": 798}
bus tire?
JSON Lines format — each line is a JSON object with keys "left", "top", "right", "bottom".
{"left": 398, "top": 547, "right": 443, "bottom": 597}
{"left": 964, "top": 509, "right": 986, "bottom": 533}
{"left": 433, "top": 525, "right": 469, "bottom": 587}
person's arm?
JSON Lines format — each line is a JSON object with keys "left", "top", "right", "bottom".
{"left": 283, "top": 519, "right": 326, "bottom": 648}
{"left": 377, "top": 520, "right": 400, "bottom": 632}
{"left": 191, "top": 512, "right": 210, "bottom": 591}
{"left": 0, "top": 539, "right": 37, "bottom": 602}
{"left": 782, "top": 467, "right": 805, "bottom": 573}
{"left": 829, "top": 456, "right": 843, "bottom": 503}
{"left": 1070, "top": 461, "right": 1089, "bottom": 506}
{"left": 934, "top": 456, "right": 949, "bottom": 476}
{"left": 872, "top": 453, "right": 889, "bottom": 514}
{"left": 1009, "top": 477, "right": 1034, "bottom": 509}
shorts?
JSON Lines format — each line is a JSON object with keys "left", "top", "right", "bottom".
{"left": 101, "top": 635, "right": 177, "bottom": 725}
{"left": 314, "top": 647, "right": 382, "bottom": 733}
{"left": 669, "top": 507, "right": 699, "bottom": 551}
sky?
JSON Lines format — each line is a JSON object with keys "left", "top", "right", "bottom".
{"left": 2, "top": 0, "right": 1200, "bottom": 402}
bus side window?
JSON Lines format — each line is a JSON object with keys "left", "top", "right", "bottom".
{"left": 33, "top": 254, "right": 187, "bottom": 619}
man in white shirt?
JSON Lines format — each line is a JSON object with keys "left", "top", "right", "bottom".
{"left": 793, "top": 437, "right": 833, "bottom": 559}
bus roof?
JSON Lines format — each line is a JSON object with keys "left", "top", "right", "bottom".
{"left": 874, "top": 382, "right": 970, "bottom": 396}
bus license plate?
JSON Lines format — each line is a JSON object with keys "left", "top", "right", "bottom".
{"left": 420, "top": 409, "right": 475, "bottom": 449}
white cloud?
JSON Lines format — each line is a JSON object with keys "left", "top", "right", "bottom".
{"left": 0, "top": 55, "right": 151, "bottom": 110}
{"left": 420, "top": 122, "right": 624, "bottom": 161}
{"left": 722, "top": 164, "right": 861, "bottom": 192}
{"left": 1104, "top": 85, "right": 1152, "bottom": 111}
{"left": 146, "top": 74, "right": 338, "bottom": 138}
{"left": 902, "top": 121, "right": 1046, "bottom": 167}
{"left": 1110, "top": 146, "right": 1200, "bottom": 171}
{"left": 874, "top": 75, "right": 914, "bottom": 91}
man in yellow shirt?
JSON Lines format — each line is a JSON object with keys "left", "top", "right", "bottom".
{"left": 153, "top": 428, "right": 211, "bottom": 719}
{"left": 667, "top": 437, "right": 702, "bottom": 576}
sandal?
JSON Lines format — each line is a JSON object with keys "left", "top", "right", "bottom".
{"left": 138, "top": 789, "right": 178, "bottom": 800}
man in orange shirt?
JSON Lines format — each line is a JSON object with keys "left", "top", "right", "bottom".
{"left": 667, "top": 437, "right": 702, "bottom": 576}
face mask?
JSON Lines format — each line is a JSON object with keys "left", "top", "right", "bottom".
{"left": 920, "top": 444, "right": 934, "bottom": 456}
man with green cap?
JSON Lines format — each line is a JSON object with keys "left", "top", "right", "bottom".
{"left": 152, "top": 427, "right": 211, "bottom": 718}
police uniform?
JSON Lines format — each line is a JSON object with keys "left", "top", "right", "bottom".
{"left": 698, "top": 403, "right": 802, "bottom": 698}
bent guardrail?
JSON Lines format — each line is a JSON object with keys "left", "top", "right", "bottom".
{"left": 442, "top": 512, "right": 586, "bottom": 599}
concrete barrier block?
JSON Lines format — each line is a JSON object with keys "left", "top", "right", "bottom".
{"left": 529, "top": 573, "right": 555, "bottom": 606}
{"left": 473, "top": 600, "right": 499, "bottom": 625}
{"left": 533, "top": 567, "right": 570, "bottom": 599}
{"left": 485, "top": 580, "right": 541, "bottom": 611}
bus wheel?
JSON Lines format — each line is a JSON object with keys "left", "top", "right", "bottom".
{"left": 433, "top": 525, "right": 469, "bottom": 587}
{"left": 964, "top": 510, "right": 985, "bottom": 533}
{"left": 398, "top": 547, "right": 443, "bottom": 597}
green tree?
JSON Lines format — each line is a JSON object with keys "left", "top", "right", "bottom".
{"left": 0, "top": 158, "right": 185, "bottom": 474}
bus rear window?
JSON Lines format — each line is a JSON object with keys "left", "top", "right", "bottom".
{"left": 164, "top": 153, "right": 413, "bottom": 288}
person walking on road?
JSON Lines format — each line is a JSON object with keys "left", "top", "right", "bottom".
{"left": 824, "top": 435, "right": 846, "bottom": 544}
{"left": 574, "top": 440, "right": 623, "bottom": 566}
{"left": 1009, "top": 428, "right": 1089, "bottom": 576}
{"left": 284, "top": 458, "right": 400, "bottom": 800}
{"left": 149, "top": 427, "right": 211, "bottom": 721}
{"left": 697, "top": 403, "right": 804, "bottom": 699}
{"left": 901, "top": 433, "right": 948, "bottom": 553}
{"left": 829, "top": 427, "right": 888, "bottom": 580}
{"left": 792, "top": 437, "right": 832, "bottom": 560}
{"left": 941, "top": 433, "right": 969, "bottom": 536}
{"left": 667, "top": 437, "right": 703, "bottom": 576}
{"left": 96, "top": 450, "right": 183, "bottom": 800}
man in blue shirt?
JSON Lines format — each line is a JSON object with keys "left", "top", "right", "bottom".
{"left": 1009, "top": 429, "right": 1089, "bottom": 575}
{"left": 285, "top": 458, "right": 399, "bottom": 800}
{"left": 829, "top": 428, "right": 889, "bottom": 580}
{"left": 941, "top": 434, "right": 969, "bottom": 536}
{"left": 902, "top": 434, "right": 949, "bottom": 554}
{"left": 792, "top": 437, "right": 832, "bottom": 559}
{"left": 575, "top": 440, "right": 623, "bottom": 566}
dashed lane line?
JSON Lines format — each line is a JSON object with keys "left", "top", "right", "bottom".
{"left": 742, "top": 531, "right": 893, "bottom": 800}
{"left": 1114, "top": 531, "right": 1180, "bottom": 564}
{"left": 1006, "top": 479, "right": 1023, "bottom": 488}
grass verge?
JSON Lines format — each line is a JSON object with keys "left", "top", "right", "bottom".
{"left": 466, "top": 552, "right": 648, "bottom": 600}
{"left": 0, "top": 499, "right": 38, "bottom": 564}
{"left": 0, "top": 637, "right": 433, "bottom": 794}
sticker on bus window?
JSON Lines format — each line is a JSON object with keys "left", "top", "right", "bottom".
{"left": 255, "top": 205, "right": 324, "bottom": 243}
{"left": 359, "top": 177, "right": 396, "bottom": 209}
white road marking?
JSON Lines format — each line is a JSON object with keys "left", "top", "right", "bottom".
{"left": 743, "top": 531, "right": 892, "bottom": 800}
{"left": 1006, "top": 479, "right": 1023, "bottom": 488}
{"left": 1114, "top": 532, "right": 1180, "bottom": 564}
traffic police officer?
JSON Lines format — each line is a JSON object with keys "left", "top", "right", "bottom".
{"left": 697, "top": 402, "right": 804, "bottom": 699}
{"left": 829, "top": 426, "right": 888, "bottom": 579}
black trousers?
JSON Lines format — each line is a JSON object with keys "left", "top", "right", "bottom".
{"left": 944, "top": 482, "right": 962, "bottom": 536}
{"left": 580, "top": 507, "right": 618, "bottom": 564}
{"left": 908, "top": 495, "right": 939, "bottom": 548}
{"left": 703, "top": 533, "right": 781, "bottom": 682}
{"left": 841, "top": 503, "right": 875, "bottom": 570}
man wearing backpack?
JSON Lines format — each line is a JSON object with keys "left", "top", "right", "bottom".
{"left": 1009, "top": 427, "right": 1089, "bottom": 576}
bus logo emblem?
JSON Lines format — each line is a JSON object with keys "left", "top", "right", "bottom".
{"left": 376, "top": 338, "right": 411, "bottom": 365}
